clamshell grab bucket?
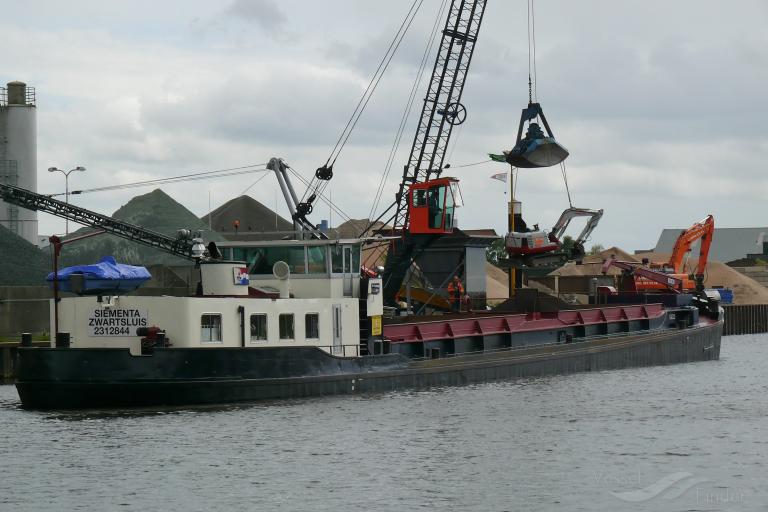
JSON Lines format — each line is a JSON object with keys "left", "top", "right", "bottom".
{"left": 505, "top": 103, "right": 569, "bottom": 168}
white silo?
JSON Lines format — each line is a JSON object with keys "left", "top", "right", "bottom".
{"left": 0, "top": 81, "right": 38, "bottom": 246}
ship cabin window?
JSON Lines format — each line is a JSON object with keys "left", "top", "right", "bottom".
{"left": 235, "top": 246, "right": 308, "bottom": 275}
{"left": 305, "top": 313, "right": 319, "bottom": 339}
{"left": 201, "top": 314, "right": 222, "bottom": 343}
{"left": 331, "top": 244, "right": 361, "bottom": 275}
{"left": 250, "top": 314, "right": 268, "bottom": 342}
{"left": 279, "top": 313, "right": 295, "bottom": 340}
{"left": 306, "top": 246, "right": 328, "bottom": 275}
{"left": 331, "top": 245, "right": 343, "bottom": 273}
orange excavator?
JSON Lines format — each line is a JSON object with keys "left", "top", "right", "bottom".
{"left": 603, "top": 215, "right": 715, "bottom": 294}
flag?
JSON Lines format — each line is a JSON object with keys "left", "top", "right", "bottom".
{"left": 488, "top": 153, "right": 507, "bottom": 163}
{"left": 490, "top": 172, "right": 507, "bottom": 183}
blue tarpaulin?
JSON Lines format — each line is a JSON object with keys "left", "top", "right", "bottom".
{"left": 46, "top": 256, "right": 151, "bottom": 282}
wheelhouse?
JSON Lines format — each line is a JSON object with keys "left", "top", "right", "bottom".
{"left": 217, "top": 239, "right": 364, "bottom": 299}
{"left": 407, "top": 177, "right": 462, "bottom": 235}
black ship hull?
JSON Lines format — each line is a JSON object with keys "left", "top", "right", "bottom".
{"left": 15, "top": 319, "right": 722, "bottom": 410}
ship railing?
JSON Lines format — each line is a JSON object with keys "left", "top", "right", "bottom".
{"left": 404, "top": 326, "right": 665, "bottom": 362}
{"left": 318, "top": 344, "right": 361, "bottom": 358}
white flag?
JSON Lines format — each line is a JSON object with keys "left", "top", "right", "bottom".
{"left": 490, "top": 172, "right": 507, "bottom": 183}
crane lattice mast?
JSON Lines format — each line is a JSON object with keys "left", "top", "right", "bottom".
{"left": 392, "top": 0, "right": 487, "bottom": 231}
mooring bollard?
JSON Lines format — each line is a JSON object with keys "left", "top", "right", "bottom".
{"left": 21, "top": 333, "right": 32, "bottom": 347}
{"left": 55, "top": 332, "right": 71, "bottom": 348}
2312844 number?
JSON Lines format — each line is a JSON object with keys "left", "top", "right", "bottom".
{"left": 92, "top": 326, "right": 131, "bottom": 336}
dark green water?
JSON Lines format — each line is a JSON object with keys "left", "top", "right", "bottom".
{"left": 1, "top": 335, "right": 766, "bottom": 511}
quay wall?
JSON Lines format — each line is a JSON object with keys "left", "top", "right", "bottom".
{"left": 723, "top": 304, "right": 768, "bottom": 335}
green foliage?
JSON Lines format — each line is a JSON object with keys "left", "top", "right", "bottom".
{"left": 588, "top": 243, "right": 605, "bottom": 256}
{"left": 486, "top": 238, "right": 507, "bottom": 265}
{"left": 0, "top": 225, "right": 50, "bottom": 285}
{"left": 561, "top": 235, "right": 575, "bottom": 255}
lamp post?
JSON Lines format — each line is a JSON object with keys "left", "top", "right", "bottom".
{"left": 48, "top": 166, "right": 86, "bottom": 235}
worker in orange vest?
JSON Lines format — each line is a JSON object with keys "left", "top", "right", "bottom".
{"left": 447, "top": 275, "right": 464, "bottom": 313}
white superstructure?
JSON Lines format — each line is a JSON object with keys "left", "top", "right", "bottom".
{"left": 51, "top": 239, "right": 384, "bottom": 356}
{"left": 0, "top": 81, "right": 38, "bottom": 245}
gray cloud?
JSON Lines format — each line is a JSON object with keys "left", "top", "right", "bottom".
{"left": 223, "top": 0, "right": 287, "bottom": 36}
{"left": 2, "top": 0, "right": 766, "bottom": 250}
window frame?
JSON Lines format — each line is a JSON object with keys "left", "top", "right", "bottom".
{"left": 305, "top": 312, "right": 320, "bottom": 340}
{"left": 249, "top": 313, "right": 268, "bottom": 343}
{"left": 279, "top": 313, "right": 295, "bottom": 341}
{"left": 201, "top": 313, "right": 223, "bottom": 343}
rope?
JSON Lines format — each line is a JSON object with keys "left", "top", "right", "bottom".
{"left": 324, "top": 0, "right": 425, "bottom": 169}
{"left": 453, "top": 158, "right": 492, "bottom": 169}
{"left": 446, "top": 119, "right": 464, "bottom": 165}
{"left": 240, "top": 171, "right": 270, "bottom": 196}
{"left": 560, "top": 161, "right": 573, "bottom": 207}
{"left": 57, "top": 163, "right": 268, "bottom": 196}
{"left": 526, "top": 0, "right": 539, "bottom": 104}
{"left": 369, "top": 0, "right": 448, "bottom": 222}
{"left": 360, "top": 201, "right": 397, "bottom": 238}
{"left": 531, "top": 0, "right": 538, "bottom": 102}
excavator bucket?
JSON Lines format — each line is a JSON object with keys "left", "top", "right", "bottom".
{"left": 505, "top": 103, "right": 569, "bottom": 168}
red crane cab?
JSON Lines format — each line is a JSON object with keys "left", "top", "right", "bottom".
{"left": 407, "top": 177, "right": 463, "bottom": 235}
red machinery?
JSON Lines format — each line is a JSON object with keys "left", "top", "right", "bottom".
{"left": 663, "top": 215, "right": 715, "bottom": 276}
{"left": 407, "top": 177, "right": 462, "bottom": 235}
{"left": 603, "top": 215, "right": 715, "bottom": 294}
{"left": 506, "top": 207, "right": 603, "bottom": 258}
{"left": 601, "top": 257, "right": 685, "bottom": 293}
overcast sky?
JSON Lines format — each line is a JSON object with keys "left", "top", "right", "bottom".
{"left": 2, "top": 0, "right": 767, "bottom": 251}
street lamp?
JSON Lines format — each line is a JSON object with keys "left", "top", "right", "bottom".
{"left": 48, "top": 166, "right": 86, "bottom": 235}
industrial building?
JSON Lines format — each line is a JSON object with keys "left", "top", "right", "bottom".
{"left": 0, "top": 81, "right": 38, "bottom": 246}
{"left": 655, "top": 226, "right": 768, "bottom": 264}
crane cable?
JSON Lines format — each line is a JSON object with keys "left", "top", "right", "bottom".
{"left": 298, "top": 0, "right": 426, "bottom": 216}
{"left": 369, "top": 0, "right": 449, "bottom": 221}
{"left": 527, "top": 0, "right": 538, "bottom": 104}
{"left": 51, "top": 163, "right": 269, "bottom": 197}
{"left": 560, "top": 161, "right": 573, "bottom": 208}
{"left": 324, "top": 0, "right": 424, "bottom": 169}
{"left": 529, "top": 0, "right": 574, "bottom": 208}
{"left": 286, "top": 165, "right": 352, "bottom": 222}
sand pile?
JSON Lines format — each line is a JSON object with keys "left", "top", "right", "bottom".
{"left": 582, "top": 246, "right": 639, "bottom": 264}
{"left": 486, "top": 262, "right": 509, "bottom": 300}
{"left": 201, "top": 195, "right": 292, "bottom": 236}
{"left": 636, "top": 251, "right": 768, "bottom": 304}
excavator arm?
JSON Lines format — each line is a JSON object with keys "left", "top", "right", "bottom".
{"left": 668, "top": 215, "right": 715, "bottom": 276}
{"left": 549, "top": 207, "right": 604, "bottom": 248}
{"left": 602, "top": 257, "right": 685, "bottom": 293}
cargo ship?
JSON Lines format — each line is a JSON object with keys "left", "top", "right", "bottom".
{"left": 14, "top": 236, "right": 722, "bottom": 410}
{"left": 3, "top": 0, "right": 722, "bottom": 410}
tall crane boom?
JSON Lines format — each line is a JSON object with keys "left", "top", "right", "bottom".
{"left": 0, "top": 183, "right": 199, "bottom": 260}
{"left": 382, "top": 0, "right": 487, "bottom": 306}
{"left": 393, "top": 0, "right": 487, "bottom": 230}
